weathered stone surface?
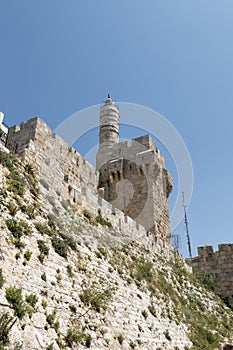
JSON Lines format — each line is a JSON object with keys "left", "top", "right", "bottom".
{"left": 0, "top": 104, "right": 233, "bottom": 349}
{"left": 96, "top": 98, "right": 172, "bottom": 239}
{"left": 186, "top": 244, "right": 233, "bottom": 307}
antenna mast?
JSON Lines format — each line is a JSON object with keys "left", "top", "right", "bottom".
{"left": 182, "top": 192, "right": 192, "bottom": 258}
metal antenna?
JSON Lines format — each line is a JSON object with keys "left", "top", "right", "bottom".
{"left": 182, "top": 192, "right": 192, "bottom": 258}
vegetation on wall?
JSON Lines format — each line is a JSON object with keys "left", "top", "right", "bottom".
{"left": 0, "top": 149, "right": 233, "bottom": 349}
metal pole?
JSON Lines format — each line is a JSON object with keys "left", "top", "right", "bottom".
{"left": 182, "top": 192, "right": 192, "bottom": 258}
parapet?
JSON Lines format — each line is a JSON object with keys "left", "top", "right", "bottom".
{"left": 186, "top": 244, "right": 233, "bottom": 307}
{"left": 218, "top": 244, "right": 233, "bottom": 252}
{"left": 4, "top": 114, "right": 173, "bottom": 253}
{"left": 6, "top": 117, "right": 51, "bottom": 154}
{"left": 197, "top": 246, "right": 214, "bottom": 256}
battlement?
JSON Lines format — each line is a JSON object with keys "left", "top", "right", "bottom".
{"left": 97, "top": 135, "right": 165, "bottom": 170}
{"left": 186, "top": 244, "right": 233, "bottom": 307}
{"left": 1, "top": 112, "right": 174, "bottom": 254}
{"left": 96, "top": 125, "right": 172, "bottom": 238}
{"left": 132, "top": 135, "right": 165, "bottom": 167}
{"left": 6, "top": 117, "right": 99, "bottom": 197}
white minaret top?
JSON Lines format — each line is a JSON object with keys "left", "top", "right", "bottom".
{"left": 99, "top": 95, "right": 119, "bottom": 149}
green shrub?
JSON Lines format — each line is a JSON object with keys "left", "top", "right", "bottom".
{"left": 29, "top": 185, "right": 39, "bottom": 197}
{"left": 60, "top": 232, "right": 77, "bottom": 251}
{"left": 196, "top": 270, "right": 216, "bottom": 291}
{"left": 0, "top": 312, "right": 17, "bottom": 346}
{"left": 37, "top": 239, "right": 49, "bottom": 255}
{"left": 80, "top": 285, "right": 115, "bottom": 312}
{"left": 42, "top": 299, "right": 47, "bottom": 309}
{"left": 95, "top": 247, "right": 108, "bottom": 259}
{"left": 65, "top": 328, "right": 82, "bottom": 347}
{"left": 0, "top": 151, "right": 17, "bottom": 171}
{"left": 56, "top": 336, "right": 64, "bottom": 348}
{"left": 7, "top": 202, "right": 18, "bottom": 216}
{"left": 6, "top": 172, "right": 26, "bottom": 196}
{"left": 0, "top": 269, "right": 4, "bottom": 289}
{"left": 24, "top": 164, "right": 35, "bottom": 177}
{"left": 46, "top": 309, "right": 57, "bottom": 327}
{"left": 6, "top": 219, "right": 30, "bottom": 249}
{"left": 0, "top": 188, "right": 7, "bottom": 198}
{"left": 95, "top": 214, "right": 112, "bottom": 228}
{"left": 24, "top": 204, "right": 37, "bottom": 219}
{"left": 19, "top": 220, "right": 32, "bottom": 235}
{"left": 85, "top": 334, "right": 92, "bottom": 348}
{"left": 51, "top": 236, "right": 68, "bottom": 259}
{"left": 6, "top": 219, "right": 23, "bottom": 239}
{"left": 129, "top": 341, "right": 136, "bottom": 349}
{"left": 6, "top": 219, "right": 31, "bottom": 238}
{"left": 35, "top": 222, "right": 51, "bottom": 236}
{"left": 141, "top": 310, "right": 148, "bottom": 319}
{"left": 48, "top": 216, "right": 57, "bottom": 230}
{"left": 82, "top": 209, "right": 94, "bottom": 224}
{"left": 23, "top": 250, "right": 32, "bottom": 262}
{"left": 164, "top": 330, "right": 171, "bottom": 341}
{"left": 14, "top": 239, "right": 26, "bottom": 250}
{"left": 5, "top": 286, "right": 26, "bottom": 318}
{"left": 117, "top": 334, "right": 124, "bottom": 345}
{"left": 25, "top": 294, "right": 38, "bottom": 308}
{"left": 37, "top": 239, "right": 49, "bottom": 263}
{"left": 190, "top": 323, "right": 219, "bottom": 349}
{"left": 148, "top": 304, "right": 157, "bottom": 317}
{"left": 41, "top": 272, "right": 47, "bottom": 282}
{"left": 69, "top": 304, "right": 76, "bottom": 314}
{"left": 15, "top": 253, "right": 20, "bottom": 260}
{"left": 134, "top": 260, "right": 154, "bottom": 284}
{"left": 67, "top": 265, "right": 73, "bottom": 278}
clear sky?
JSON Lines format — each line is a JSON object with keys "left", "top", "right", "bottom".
{"left": 1, "top": 0, "right": 233, "bottom": 257}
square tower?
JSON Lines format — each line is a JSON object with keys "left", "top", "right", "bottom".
{"left": 96, "top": 97, "right": 173, "bottom": 239}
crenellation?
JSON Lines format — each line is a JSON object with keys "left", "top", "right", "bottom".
{"left": 2, "top": 110, "right": 176, "bottom": 256}
{"left": 187, "top": 244, "right": 233, "bottom": 307}
{"left": 96, "top": 98, "right": 172, "bottom": 239}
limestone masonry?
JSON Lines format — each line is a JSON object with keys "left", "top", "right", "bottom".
{"left": 1, "top": 96, "right": 233, "bottom": 307}
{"left": 96, "top": 96, "right": 172, "bottom": 239}
{"left": 1, "top": 96, "right": 173, "bottom": 244}
{"left": 186, "top": 244, "right": 233, "bottom": 307}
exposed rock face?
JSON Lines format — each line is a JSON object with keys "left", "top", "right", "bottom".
{"left": 0, "top": 152, "right": 233, "bottom": 350}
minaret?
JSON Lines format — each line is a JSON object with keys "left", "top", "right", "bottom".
{"left": 99, "top": 95, "right": 119, "bottom": 149}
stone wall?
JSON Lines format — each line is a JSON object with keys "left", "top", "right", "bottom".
{"left": 96, "top": 135, "right": 172, "bottom": 238}
{"left": 6, "top": 117, "right": 99, "bottom": 199}
{"left": 5, "top": 117, "right": 173, "bottom": 253}
{"left": 186, "top": 244, "right": 233, "bottom": 307}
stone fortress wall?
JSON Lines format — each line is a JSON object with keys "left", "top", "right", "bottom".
{"left": 6, "top": 117, "right": 98, "bottom": 196}
{"left": 97, "top": 135, "right": 172, "bottom": 238}
{"left": 4, "top": 116, "right": 172, "bottom": 255}
{"left": 186, "top": 244, "right": 233, "bottom": 307}
{"left": 96, "top": 96, "right": 173, "bottom": 239}
{"left": 1, "top": 99, "right": 233, "bottom": 308}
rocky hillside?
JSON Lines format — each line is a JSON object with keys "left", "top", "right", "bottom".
{"left": 0, "top": 150, "right": 233, "bottom": 350}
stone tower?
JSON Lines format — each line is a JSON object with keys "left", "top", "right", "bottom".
{"left": 98, "top": 94, "right": 119, "bottom": 149}
{"left": 96, "top": 96, "right": 173, "bottom": 239}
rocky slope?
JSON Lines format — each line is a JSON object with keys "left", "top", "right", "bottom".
{"left": 0, "top": 150, "right": 233, "bottom": 350}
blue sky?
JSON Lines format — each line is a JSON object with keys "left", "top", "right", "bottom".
{"left": 1, "top": 0, "right": 233, "bottom": 257}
